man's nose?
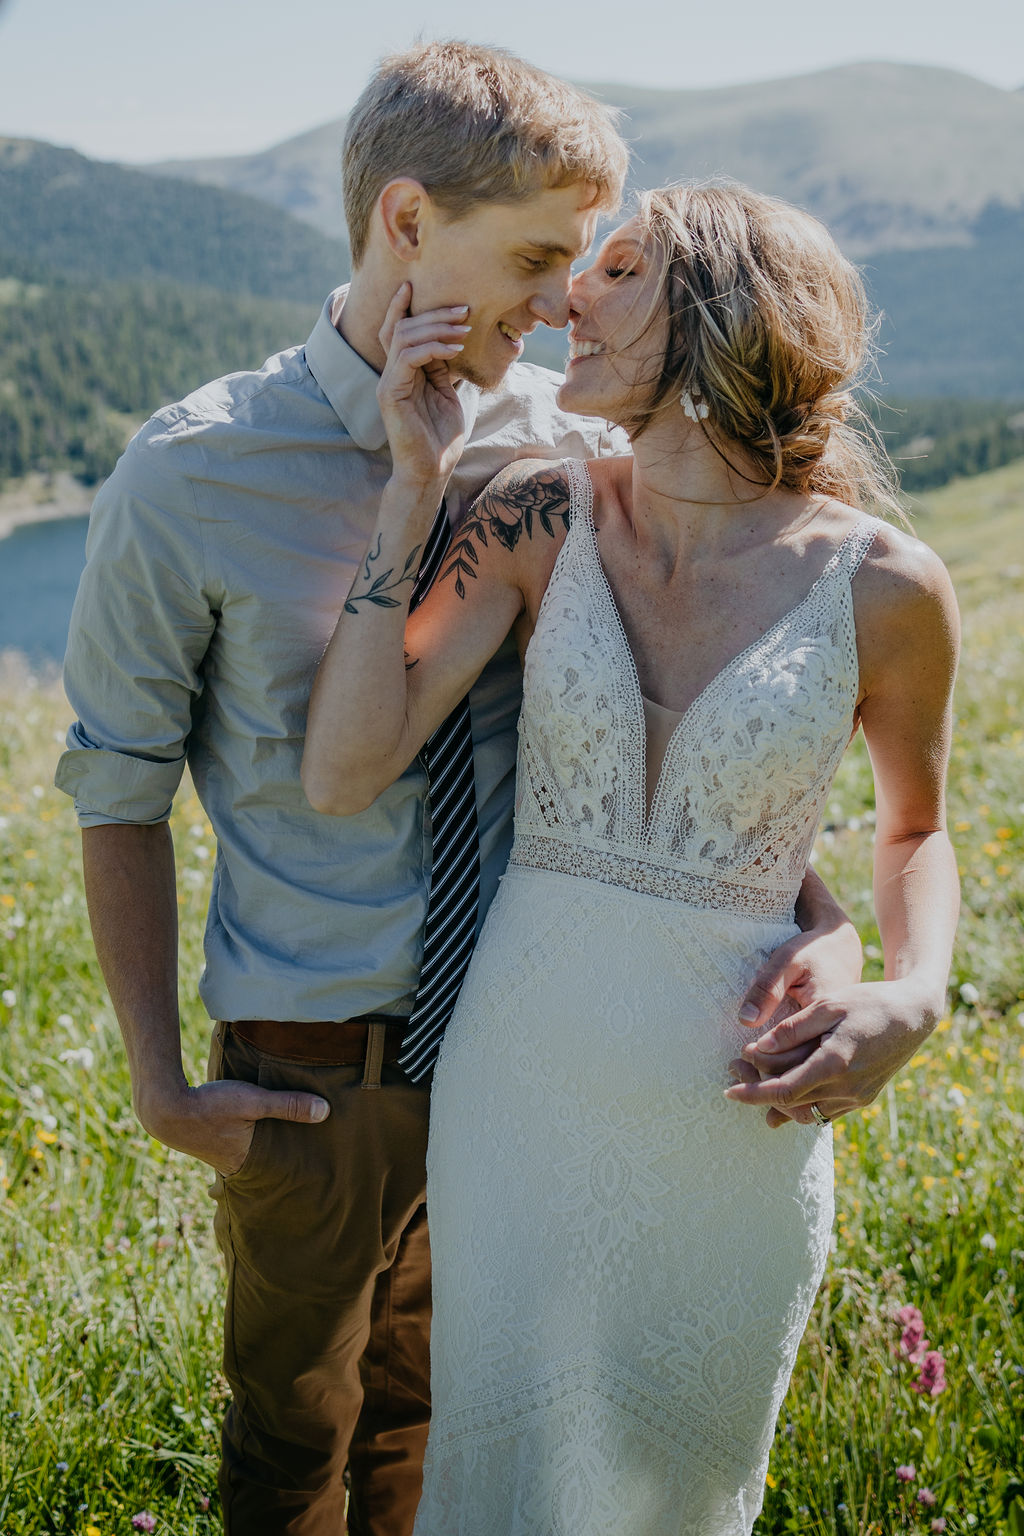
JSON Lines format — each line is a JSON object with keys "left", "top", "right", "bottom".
{"left": 567, "top": 266, "right": 593, "bottom": 320}
{"left": 529, "top": 273, "right": 572, "bottom": 330}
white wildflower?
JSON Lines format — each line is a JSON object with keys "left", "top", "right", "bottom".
{"left": 59, "top": 1047, "right": 95, "bottom": 1070}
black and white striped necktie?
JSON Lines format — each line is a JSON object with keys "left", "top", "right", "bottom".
{"left": 398, "top": 499, "right": 481, "bottom": 1083}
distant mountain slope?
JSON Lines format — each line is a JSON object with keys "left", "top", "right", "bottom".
{"left": 867, "top": 204, "right": 1024, "bottom": 396}
{"left": 0, "top": 137, "right": 349, "bottom": 302}
{"left": 149, "top": 62, "right": 1024, "bottom": 256}
{"left": 154, "top": 118, "right": 351, "bottom": 241}
{"left": 594, "top": 62, "right": 1024, "bottom": 255}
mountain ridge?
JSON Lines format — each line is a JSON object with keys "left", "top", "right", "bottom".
{"left": 0, "top": 136, "right": 349, "bottom": 302}
{"left": 147, "top": 61, "right": 1024, "bottom": 255}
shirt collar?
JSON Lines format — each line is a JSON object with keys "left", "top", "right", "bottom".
{"left": 305, "top": 285, "right": 481, "bottom": 452}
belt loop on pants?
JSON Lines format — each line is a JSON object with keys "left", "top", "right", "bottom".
{"left": 361, "top": 1021, "right": 387, "bottom": 1091}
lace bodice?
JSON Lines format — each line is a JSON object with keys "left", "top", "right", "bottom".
{"left": 510, "top": 458, "right": 876, "bottom": 919}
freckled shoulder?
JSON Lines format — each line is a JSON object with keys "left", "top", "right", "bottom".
{"left": 854, "top": 516, "right": 957, "bottom": 614}
{"left": 851, "top": 516, "right": 960, "bottom": 693}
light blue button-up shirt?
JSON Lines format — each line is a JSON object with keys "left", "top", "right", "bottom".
{"left": 56, "top": 288, "right": 624, "bottom": 1023}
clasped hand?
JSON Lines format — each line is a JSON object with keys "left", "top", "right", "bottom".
{"left": 376, "top": 282, "right": 471, "bottom": 494}
{"left": 726, "top": 979, "right": 938, "bottom": 1129}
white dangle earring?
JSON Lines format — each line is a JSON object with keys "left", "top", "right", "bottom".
{"left": 680, "top": 388, "right": 710, "bottom": 423}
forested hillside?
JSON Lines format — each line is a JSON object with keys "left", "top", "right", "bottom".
{"left": 0, "top": 137, "right": 349, "bottom": 302}
{"left": 0, "top": 273, "right": 318, "bottom": 489}
{"left": 869, "top": 398, "right": 1024, "bottom": 494}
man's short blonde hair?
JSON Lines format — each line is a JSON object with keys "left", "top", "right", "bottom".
{"left": 342, "top": 41, "right": 628, "bottom": 266}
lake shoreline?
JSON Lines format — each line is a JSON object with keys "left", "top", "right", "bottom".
{"left": 0, "top": 472, "right": 94, "bottom": 542}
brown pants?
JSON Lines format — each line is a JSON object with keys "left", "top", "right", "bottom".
{"left": 208, "top": 1023, "right": 431, "bottom": 1535}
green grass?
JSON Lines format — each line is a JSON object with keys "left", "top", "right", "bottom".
{"left": 1, "top": 461, "right": 1022, "bottom": 1534}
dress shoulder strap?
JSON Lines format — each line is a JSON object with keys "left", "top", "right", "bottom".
{"left": 824, "top": 520, "right": 879, "bottom": 584}
{"left": 563, "top": 458, "right": 595, "bottom": 532}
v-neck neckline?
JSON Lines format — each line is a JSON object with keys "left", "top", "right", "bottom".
{"left": 569, "top": 460, "right": 868, "bottom": 838}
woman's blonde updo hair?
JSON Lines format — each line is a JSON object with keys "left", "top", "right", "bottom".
{"left": 628, "top": 180, "right": 902, "bottom": 517}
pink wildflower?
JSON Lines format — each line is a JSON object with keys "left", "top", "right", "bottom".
{"left": 198, "top": 1496, "right": 211, "bottom": 1512}
{"left": 131, "top": 1515, "right": 157, "bottom": 1533}
{"left": 896, "top": 1304, "right": 929, "bottom": 1362}
{"left": 917, "top": 1487, "right": 938, "bottom": 1507}
{"left": 911, "top": 1350, "right": 947, "bottom": 1397}
{"left": 931, "top": 1521, "right": 947, "bottom": 1533}
{"left": 896, "top": 1464, "right": 916, "bottom": 1482}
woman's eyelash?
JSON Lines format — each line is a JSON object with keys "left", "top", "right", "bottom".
{"left": 605, "top": 266, "right": 634, "bottom": 279}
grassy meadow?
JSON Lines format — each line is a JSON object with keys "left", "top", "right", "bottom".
{"left": 1, "top": 461, "right": 1022, "bottom": 1534}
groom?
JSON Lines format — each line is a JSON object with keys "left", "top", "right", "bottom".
{"left": 57, "top": 41, "right": 862, "bottom": 1535}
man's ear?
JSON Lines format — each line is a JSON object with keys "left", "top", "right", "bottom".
{"left": 377, "top": 179, "right": 430, "bottom": 264}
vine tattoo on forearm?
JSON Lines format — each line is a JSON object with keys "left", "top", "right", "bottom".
{"left": 440, "top": 466, "right": 571, "bottom": 598}
{"left": 344, "top": 535, "right": 423, "bottom": 614}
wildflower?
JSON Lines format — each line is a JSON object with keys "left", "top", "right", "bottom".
{"left": 959, "top": 982, "right": 980, "bottom": 1006}
{"left": 946, "top": 1087, "right": 967, "bottom": 1108}
{"left": 131, "top": 1515, "right": 157, "bottom": 1533}
{"left": 198, "top": 1495, "right": 211, "bottom": 1512}
{"left": 917, "top": 1487, "right": 938, "bottom": 1506}
{"left": 86, "top": 1527, "right": 101, "bottom": 1536}
{"left": 980, "top": 1232, "right": 997, "bottom": 1251}
{"left": 765, "top": 1472, "right": 777, "bottom": 1488}
{"left": 896, "top": 1463, "right": 917, "bottom": 1481}
{"left": 55, "top": 1460, "right": 68, "bottom": 1473}
{"left": 911, "top": 1351, "right": 947, "bottom": 1396}
{"left": 1, "top": 989, "right": 16, "bottom": 1007}
{"left": 36, "top": 1126, "right": 58, "bottom": 1145}
{"left": 897, "top": 1304, "right": 928, "bottom": 1362}
{"left": 59, "top": 1046, "right": 95, "bottom": 1070}
{"left": 931, "top": 1521, "right": 947, "bottom": 1533}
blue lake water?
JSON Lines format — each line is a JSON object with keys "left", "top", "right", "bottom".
{"left": 0, "top": 516, "right": 89, "bottom": 664}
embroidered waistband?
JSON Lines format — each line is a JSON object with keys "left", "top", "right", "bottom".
{"left": 509, "top": 833, "right": 796, "bottom": 921}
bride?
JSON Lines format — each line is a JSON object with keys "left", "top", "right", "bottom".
{"left": 302, "top": 181, "right": 959, "bottom": 1534}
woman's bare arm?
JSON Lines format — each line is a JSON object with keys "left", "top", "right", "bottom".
{"left": 727, "top": 527, "right": 961, "bottom": 1124}
{"left": 303, "top": 450, "right": 572, "bottom": 815}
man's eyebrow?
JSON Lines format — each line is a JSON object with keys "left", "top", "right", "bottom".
{"left": 520, "top": 240, "right": 585, "bottom": 259}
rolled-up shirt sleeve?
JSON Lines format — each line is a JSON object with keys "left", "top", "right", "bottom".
{"left": 55, "top": 419, "right": 216, "bottom": 827}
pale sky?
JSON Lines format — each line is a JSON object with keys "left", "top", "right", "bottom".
{"left": 0, "top": 0, "right": 1021, "bottom": 164}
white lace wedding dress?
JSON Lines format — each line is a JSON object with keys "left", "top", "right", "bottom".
{"left": 415, "top": 460, "right": 876, "bottom": 1535}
